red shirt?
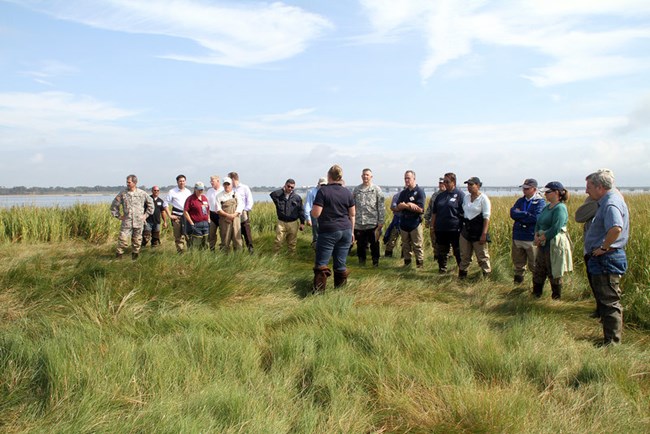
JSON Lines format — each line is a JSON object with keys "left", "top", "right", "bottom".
{"left": 184, "top": 194, "right": 209, "bottom": 223}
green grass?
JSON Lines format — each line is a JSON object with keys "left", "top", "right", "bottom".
{"left": 1, "top": 196, "right": 649, "bottom": 432}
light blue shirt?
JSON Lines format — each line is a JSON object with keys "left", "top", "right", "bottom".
{"left": 304, "top": 186, "right": 319, "bottom": 222}
{"left": 584, "top": 190, "right": 629, "bottom": 252}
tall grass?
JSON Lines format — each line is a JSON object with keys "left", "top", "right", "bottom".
{"left": 0, "top": 195, "right": 649, "bottom": 432}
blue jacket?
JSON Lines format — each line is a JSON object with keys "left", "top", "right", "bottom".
{"left": 510, "top": 194, "right": 545, "bottom": 241}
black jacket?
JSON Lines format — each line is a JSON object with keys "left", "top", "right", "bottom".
{"left": 270, "top": 189, "right": 305, "bottom": 224}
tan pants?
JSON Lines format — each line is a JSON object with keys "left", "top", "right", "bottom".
{"left": 172, "top": 218, "right": 187, "bottom": 253}
{"left": 219, "top": 198, "right": 242, "bottom": 253}
{"left": 117, "top": 225, "right": 143, "bottom": 255}
{"left": 401, "top": 225, "right": 424, "bottom": 263}
{"left": 274, "top": 220, "right": 299, "bottom": 253}
{"left": 459, "top": 234, "right": 491, "bottom": 273}
{"left": 511, "top": 239, "right": 537, "bottom": 277}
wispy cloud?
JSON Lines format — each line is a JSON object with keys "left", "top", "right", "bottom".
{"left": 20, "top": 60, "right": 79, "bottom": 85}
{"left": 358, "top": 0, "right": 650, "bottom": 85}
{"left": 7, "top": 0, "right": 333, "bottom": 67}
{"left": 0, "top": 91, "right": 138, "bottom": 132}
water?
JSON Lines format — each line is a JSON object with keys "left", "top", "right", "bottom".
{"left": 0, "top": 192, "right": 274, "bottom": 208}
{"left": 2, "top": 187, "right": 647, "bottom": 208}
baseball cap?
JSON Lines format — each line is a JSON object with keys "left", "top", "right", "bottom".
{"left": 194, "top": 182, "right": 205, "bottom": 190}
{"left": 520, "top": 178, "right": 538, "bottom": 188}
{"left": 222, "top": 177, "right": 232, "bottom": 185}
{"left": 543, "top": 181, "right": 564, "bottom": 191}
{"left": 464, "top": 176, "right": 482, "bottom": 186}
{"left": 318, "top": 177, "right": 327, "bottom": 186}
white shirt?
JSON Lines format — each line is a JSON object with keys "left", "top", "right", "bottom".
{"left": 206, "top": 187, "right": 223, "bottom": 212}
{"left": 166, "top": 187, "right": 192, "bottom": 214}
{"left": 214, "top": 190, "right": 244, "bottom": 213}
{"left": 462, "top": 193, "right": 491, "bottom": 221}
{"left": 233, "top": 182, "right": 254, "bottom": 211}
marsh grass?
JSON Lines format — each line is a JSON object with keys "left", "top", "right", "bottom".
{"left": 1, "top": 196, "right": 649, "bottom": 432}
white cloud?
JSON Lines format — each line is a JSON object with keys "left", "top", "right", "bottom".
{"left": 8, "top": 0, "right": 333, "bottom": 67}
{"left": 29, "top": 153, "right": 45, "bottom": 163}
{"left": 20, "top": 60, "right": 79, "bottom": 82}
{"left": 0, "top": 91, "right": 138, "bottom": 131}
{"left": 359, "top": 0, "right": 650, "bottom": 85}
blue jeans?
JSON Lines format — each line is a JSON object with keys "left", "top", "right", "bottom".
{"left": 315, "top": 230, "right": 353, "bottom": 272}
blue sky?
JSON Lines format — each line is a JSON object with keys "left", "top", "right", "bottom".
{"left": 1, "top": 0, "right": 649, "bottom": 188}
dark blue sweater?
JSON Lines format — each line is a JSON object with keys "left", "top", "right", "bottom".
{"left": 510, "top": 195, "right": 545, "bottom": 241}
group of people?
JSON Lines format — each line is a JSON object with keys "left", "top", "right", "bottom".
{"left": 110, "top": 173, "right": 254, "bottom": 258}
{"left": 110, "top": 167, "right": 630, "bottom": 345}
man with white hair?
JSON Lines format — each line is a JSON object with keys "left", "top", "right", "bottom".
{"left": 584, "top": 169, "right": 629, "bottom": 345}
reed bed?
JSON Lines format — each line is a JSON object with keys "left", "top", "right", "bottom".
{"left": 0, "top": 193, "right": 649, "bottom": 432}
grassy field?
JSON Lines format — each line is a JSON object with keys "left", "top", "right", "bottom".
{"left": 1, "top": 195, "right": 649, "bottom": 433}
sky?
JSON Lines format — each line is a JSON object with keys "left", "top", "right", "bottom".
{"left": 1, "top": 0, "right": 649, "bottom": 189}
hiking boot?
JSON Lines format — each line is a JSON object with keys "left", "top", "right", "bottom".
{"left": 532, "top": 281, "right": 544, "bottom": 298}
{"left": 334, "top": 270, "right": 350, "bottom": 288}
{"left": 384, "top": 251, "right": 393, "bottom": 257}
{"left": 416, "top": 260, "right": 423, "bottom": 268}
{"left": 132, "top": 252, "right": 139, "bottom": 261}
{"left": 313, "top": 266, "right": 332, "bottom": 294}
{"left": 513, "top": 275, "right": 524, "bottom": 284}
{"left": 458, "top": 269, "right": 468, "bottom": 279}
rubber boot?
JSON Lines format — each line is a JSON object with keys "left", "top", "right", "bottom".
{"left": 312, "top": 266, "right": 332, "bottom": 294}
{"left": 151, "top": 231, "right": 161, "bottom": 247}
{"left": 333, "top": 269, "right": 350, "bottom": 288}
{"left": 551, "top": 283, "right": 562, "bottom": 300}
{"left": 532, "top": 281, "right": 544, "bottom": 298}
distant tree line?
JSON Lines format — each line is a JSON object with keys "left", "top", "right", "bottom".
{"left": 1, "top": 185, "right": 291, "bottom": 195}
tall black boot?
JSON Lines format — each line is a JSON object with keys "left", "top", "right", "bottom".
{"left": 551, "top": 283, "right": 562, "bottom": 300}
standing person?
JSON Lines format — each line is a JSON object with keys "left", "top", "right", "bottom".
{"left": 533, "top": 182, "right": 573, "bottom": 299}
{"left": 215, "top": 177, "right": 244, "bottom": 253}
{"left": 584, "top": 170, "right": 629, "bottom": 345}
{"left": 353, "top": 168, "right": 385, "bottom": 267}
{"left": 270, "top": 179, "right": 305, "bottom": 254}
{"left": 575, "top": 195, "right": 599, "bottom": 316}
{"left": 110, "top": 174, "right": 154, "bottom": 260}
{"left": 228, "top": 172, "right": 255, "bottom": 254}
{"left": 166, "top": 174, "right": 192, "bottom": 254}
{"left": 424, "top": 177, "right": 447, "bottom": 260}
{"left": 206, "top": 175, "right": 223, "bottom": 251}
{"left": 305, "top": 177, "right": 327, "bottom": 249}
{"left": 383, "top": 190, "right": 403, "bottom": 258}
{"left": 142, "top": 185, "right": 169, "bottom": 248}
{"left": 510, "top": 178, "right": 546, "bottom": 284}
{"left": 311, "top": 165, "right": 356, "bottom": 292}
{"left": 431, "top": 172, "right": 465, "bottom": 274}
{"left": 395, "top": 170, "right": 426, "bottom": 267}
{"left": 183, "top": 182, "right": 210, "bottom": 250}
{"left": 458, "top": 177, "right": 492, "bottom": 278}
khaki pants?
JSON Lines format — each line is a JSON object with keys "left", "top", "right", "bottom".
{"left": 275, "top": 220, "right": 300, "bottom": 253}
{"left": 117, "top": 225, "right": 143, "bottom": 255}
{"left": 401, "top": 225, "right": 424, "bottom": 263}
{"left": 219, "top": 218, "right": 242, "bottom": 253}
{"left": 512, "top": 239, "right": 537, "bottom": 277}
{"left": 459, "top": 234, "right": 491, "bottom": 273}
{"left": 172, "top": 218, "right": 187, "bottom": 253}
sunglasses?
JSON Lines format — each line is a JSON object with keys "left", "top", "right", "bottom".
{"left": 286, "top": 185, "right": 295, "bottom": 189}
{"left": 544, "top": 190, "right": 556, "bottom": 194}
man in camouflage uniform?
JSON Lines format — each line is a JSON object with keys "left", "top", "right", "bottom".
{"left": 110, "top": 174, "right": 154, "bottom": 260}
{"left": 353, "top": 168, "right": 385, "bottom": 267}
